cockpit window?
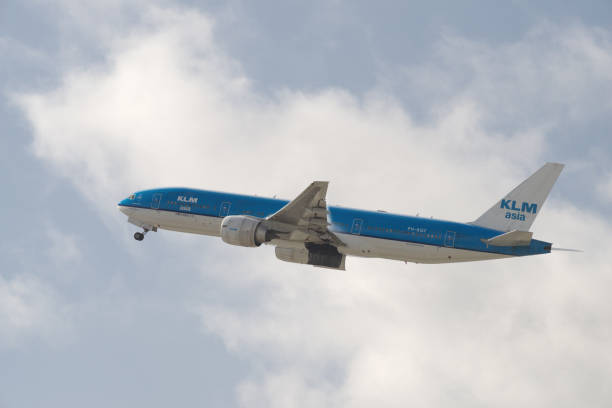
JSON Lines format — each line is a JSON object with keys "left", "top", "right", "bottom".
{"left": 129, "top": 194, "right": 135, "bottom": 200}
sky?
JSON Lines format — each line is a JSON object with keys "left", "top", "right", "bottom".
{"left": 1, "top": 1, "right": 612, "bottom": 407}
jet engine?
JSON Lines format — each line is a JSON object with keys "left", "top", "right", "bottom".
{"left": 275, "top": 244, "right": 345, "bottom": 269}
{"left": 221, "top": 215, "right": 269, "bottom": 247}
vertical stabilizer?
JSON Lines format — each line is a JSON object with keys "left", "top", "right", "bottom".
{"left": 472, "top": 163, "right": 564, "bottom": 232}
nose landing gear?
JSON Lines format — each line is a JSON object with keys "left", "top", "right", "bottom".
{"left": 133, "top": 226, "right": 156, "bottom": 241}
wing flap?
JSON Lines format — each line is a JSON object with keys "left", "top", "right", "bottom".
{"left": 267, "top": 181, "right": 342, "bottom": 246}
{"left": 268, "top": 181, "right": 328, "bottom": 225}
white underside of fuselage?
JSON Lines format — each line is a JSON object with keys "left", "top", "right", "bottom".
{"left": 333, "top": 233, "right": 510, "bottom": 264}
{"left": 120, "top": 206, "right": 223, "bottom": 235}
{"left": 119, "top": 207, "right": 511, "bottom": 264}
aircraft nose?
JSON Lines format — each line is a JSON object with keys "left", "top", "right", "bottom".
{"left": 117, "top": 199, "right": 132, "bottom": 216}
{"left": 117, "top": 204, "right": 130, "bottom": 216}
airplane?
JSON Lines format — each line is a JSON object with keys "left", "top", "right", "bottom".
{"left": 118, "top": 162, "right": 570, "bottom": 269}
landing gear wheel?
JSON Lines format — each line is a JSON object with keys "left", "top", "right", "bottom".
{"left": 134, "top": 232, "right": 145, "bottom": 241}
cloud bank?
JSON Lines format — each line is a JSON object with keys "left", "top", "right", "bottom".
{"left": 0, "top": 273, "right": 72, "bottom": 348}
{"left": 14, "top": 5, "right": 612, "bottom": 407}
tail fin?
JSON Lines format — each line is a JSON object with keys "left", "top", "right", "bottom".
{"left": 472, "top": 162, "right": 564, "bottom": 232}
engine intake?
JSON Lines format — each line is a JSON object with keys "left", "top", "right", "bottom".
{"left": 221, "top": 216, "right": 269, "bottom": 247}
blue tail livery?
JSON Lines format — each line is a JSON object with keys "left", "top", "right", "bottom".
{"left": 118, "top": 163, "right": 568, "bottom": 269}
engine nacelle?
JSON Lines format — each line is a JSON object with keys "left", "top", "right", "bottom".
{"left": 221, "top": 216, "right": 269, "bottom": 247}
{"left": 275, "top": 247, "right": 309, "bottom": 264}
{"left": 275, "top": 244, "right": 345, "bottom": 270}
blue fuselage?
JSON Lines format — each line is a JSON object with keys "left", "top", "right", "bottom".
{"left": 118, "top": 187, "right": 551, "bottom": 258}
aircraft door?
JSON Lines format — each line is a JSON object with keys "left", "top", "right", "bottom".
{"left": 444, "top": 231, "right": 456, "bottom": 247}
{"left": 151, "top": 193, "right": 162, "bottom": 209}
{"left": 219, "top": 202, "right": 231, "bottom": 217}
{"left": 351, "top": 219, "right": 363, "bottom": 235}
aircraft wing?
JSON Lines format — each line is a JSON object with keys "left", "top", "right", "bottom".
{"left": 266, "top": 181, "right": 343, "bottom": 246}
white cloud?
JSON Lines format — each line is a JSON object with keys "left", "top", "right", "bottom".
{"left": 383, "top": 22, "right": 612, "bottom": 128}
{"left": 597, "top": 174, "right": 612, "bottom": 203}
{"left": 202, "top": 206, "right": 612, "bottom": 407}
{"left": 45, "top": 225, "right": 82, "bottom": 264}
{"left": 13, "top": 5, "right": 612, "bottom": 407}
{"left": 14, "top": 8, "right": 549, "bottom": 223}
{"left": 0, "top": 274, "right": 73, "bottom": 348}
{"left": 0, "top": 36, "right": 47, "bottom": 62}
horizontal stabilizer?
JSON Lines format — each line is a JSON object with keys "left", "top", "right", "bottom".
{"left": 481, "top": 230, "right": 533, "bottom": 247}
